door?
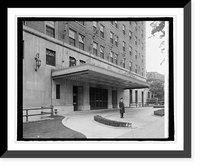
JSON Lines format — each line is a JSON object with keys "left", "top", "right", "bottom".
{"left": 90, "top": 87, "right": 108, "bottom": 110}
{"left": 73, "top": 86, "right": 78, "bottom": 111}
{"left": 112, "top": 90, "right": 117, "bottom": 108}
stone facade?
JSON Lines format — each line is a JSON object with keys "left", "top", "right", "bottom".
{"left": 22, "top": 20, "right": 147, "bottom": 114}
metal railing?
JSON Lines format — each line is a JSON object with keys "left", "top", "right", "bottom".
{"left": 23, "top": 105, "right": 54, "bottom": 122}
{"left": 129, "top": 101, "right": 164, "bottom": 107}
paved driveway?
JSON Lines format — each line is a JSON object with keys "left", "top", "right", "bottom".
{"left": 61, "top": 107, "right": 165, "bottom": 139}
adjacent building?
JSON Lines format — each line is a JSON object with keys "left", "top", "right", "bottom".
{"left": 22, "top": 20, "right": 149, "bottom": 114}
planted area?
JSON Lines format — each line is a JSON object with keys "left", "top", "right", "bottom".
{"left": 94, "top": 115, "right": 132, "bottom": 127}
{"left": 154, "top": 109, "right": 164, "bottom": 116}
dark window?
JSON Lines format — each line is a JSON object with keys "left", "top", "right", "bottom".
{"left": 110, "top": 21, "right": 114, "bottom": 25}
{"left": 46, "top": 25, "right": 55, "bottom": 38}
{"left": 115, "top": 54, "right": 118, "bottom": 65}
{"left": 135, "top": 50, "right": 137, "bottom": 59}
{"left": 129, "top": 46, "right": 132, "bottom": 56}
{"left": 114, "top": 21, "right": 118, "bottom": 28}
{"left": 148, "top": 92, "right": 150, "bottom": 99}
{"left": 129, "top": 31, "right": 132, "bottom": 40}
{"left": 100, "top": 46, "right": 104, "bottom": 59}
{"left": 110, "top": 52, "right": 114, "bottom": 63}
{"left": 100, "top": 24, "right": 104, "bottom": 38}
{"left": 110, "top": 32, "right": 114, "bottom": 44}
{"left": 69, "top": 57, "right": 76, "bottom": 67}
{"left": 115, "top": 36, "right": 118, "bottom": 47}
{"left": 135, "top": 64, "right": 137, "bottom": 73}
{"left": 129, "top": 62, "right": 132, "bottom": 71}
{"left": 122, "top": 24, "right": 126, "bottom": 35}
{"left": 93, "top": 21, "right": 97, "bottom": 33}
{"left": 78, "top": 34, "right": 85, "bottom": 50}
{"left": 69, "top": 29, "right": 76, "bottom": 47}
{"left": 46, "top": 49, "right": 55, "bottom": 66}
{"left": 122, "top": 58, "right": 125, "bottom": 68}
{"left": 123, "top": 41, "right": 126, "bottom": 52}
{"left": 56, "top": 85, "right": 60, "bottom": 99}
{"left": 93, "top": 42, "right": 98, "bottom": 56}
{"left": 135, "top": 36, "right": 137, "bottom": 45}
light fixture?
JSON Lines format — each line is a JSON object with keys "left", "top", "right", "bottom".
{"left": 35, "top": 53, "right": 41, "bottom": 71}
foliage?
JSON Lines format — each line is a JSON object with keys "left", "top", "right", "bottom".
{"left": 149, "top": 80, "right": 164, "bottom": 99}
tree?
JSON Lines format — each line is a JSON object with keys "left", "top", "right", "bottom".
{"left": 149, "top": 21, "right": 166, "bottom": 53}
{"left": 149, "top": 80, "right": 164, "bottom": 100}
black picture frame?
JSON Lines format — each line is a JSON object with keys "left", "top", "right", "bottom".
{"left": 2, "top": 1, "right": 191, "bottom": 158}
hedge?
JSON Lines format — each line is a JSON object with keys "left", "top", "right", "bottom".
{"left": 94, "top": 115, "right": 132, "bottom": 127}
{"left": 154, "top": 109, "right": 164, "bottom": 116}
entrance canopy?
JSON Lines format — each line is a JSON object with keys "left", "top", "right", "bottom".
{"left": 52, "top": 64, "right": 149, "bottom": 89}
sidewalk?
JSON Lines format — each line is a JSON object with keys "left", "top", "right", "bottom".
{"left": 61, "top": 107, "right": 165, "bottom": 139}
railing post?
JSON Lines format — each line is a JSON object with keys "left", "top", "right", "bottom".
{"left": 26, "top": 109, "right": 28, "bottom": 122}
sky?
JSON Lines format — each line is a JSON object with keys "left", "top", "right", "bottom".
{"left": 145, "top": 21, "right": 168, "bottom": 75}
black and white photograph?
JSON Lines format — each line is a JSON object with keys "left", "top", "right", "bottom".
{"left": 3, "top": 4, "right": 192, "bottom": 159}
{"left": 20, "top": 19, "right": 171, "bottom": 140}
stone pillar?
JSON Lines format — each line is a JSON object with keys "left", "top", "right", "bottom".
{"left": 108, "top": 87, "right": 113, "bottom": 109}
{"left": 82, "top": 83, "right": 90, "bottom": 110}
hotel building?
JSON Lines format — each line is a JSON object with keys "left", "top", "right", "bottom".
{"left": 22, "top": 20, "right": 149, "bottom": 114}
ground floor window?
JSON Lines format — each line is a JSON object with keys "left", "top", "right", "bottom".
{"left": 56, "top": 84, "right": 60, "bottom": 99}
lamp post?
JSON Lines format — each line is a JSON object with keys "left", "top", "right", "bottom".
{"left": 35, "top": 53, "right": 41, "bottom": 71}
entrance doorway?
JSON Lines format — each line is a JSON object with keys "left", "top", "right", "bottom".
{"left": 90, "top": 87, "right": 108, "bottom": 110}
{"left": 112, "top": 90, "right": 117, "bottom": 108}
{"left": 142, "top": 91, "right": 144, "bottom": 106}
{"left": 73, "top": 86, "right": 78, "bottom": 111}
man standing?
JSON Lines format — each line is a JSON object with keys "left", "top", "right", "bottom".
{"left": 119, "top": 98, "right": 125, "bottom": 118}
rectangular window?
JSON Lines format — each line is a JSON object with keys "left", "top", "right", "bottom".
{"left": 69, "top": 57, "right": 76, "bottom": 67}
{"left": 78, "top": 34, "right": 85, "bottom": 50}
{"left": 123, "top": 41, "right": 126, "bottom": 52}
{"left": 46, "top": 49, "right": 55, "bottom": 66}
{"left": 142, "top": 68, "right": 144, "bottom": 76}
{"left": 129, "top": 46, "right": 132, "bottom": 56}
{"left": 135, "top": 64, "right": 137, "bottom": 73}
{"left": 56, "top": 85, "right": 60, "bottom": 99}
{"left": 141, "top": 42, "right": 144, "bottom": 50}
{"left": 135, "top": 22, "right": 138, "bottom": 31}
{"left": 69, "top": 29, "right": 76, "bottom": 47}
{"left": 129, "top": 61, "right": 132, "bottom": 71}
{"left": 93, "top": 21, "right": 97, "bottom": 33}
{"left": 100, "top": 46, "right": 104, "bottom": 59}
{"left": 141, "top": 29, "right": 144, "bottom": 37}
{"left": 135, "top": 50, "right": 137, "bottom": 59}
{"left": 135, "top": 36, "right": 137, "bottom": 45}
{"left": 122, "top": 58, "right": 125, "bottom": 68}
{"left": 142, "top": 55, "right": 144, "bottom": 63}
{"left": 115, "top": 53, "right": 118, "bottom": 65}
{"left": 100, "top": 24, "right": 104, "bottom": 38}
{"left": 129, "top": 31, "right": 132, "bottom": 40}
{"left": 110, "top": 32, "right": 114, "bottom": 44}
{"left": 46, "top": 25, "right": 55, "bottom": 38}
{"left": 110, "top": 52, "right": 114, "bottom": 63}
{"left": 114, "top": 21, "right": 118, "bottom": 28}
{"left": 129, "top": 21, "right": 132, "bottom": 26}
{"left": 115, "top": 35, "right": 118, "bottom": 47}
{"left": 93, "top": 42, "right": 98, "bottom": 56}
{"left": 122, "top": 24, "right": 126, "bottom": 35}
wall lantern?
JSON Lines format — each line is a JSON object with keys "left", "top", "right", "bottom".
{"left": 35, "top": 53, "right": 41, "bottom": 71}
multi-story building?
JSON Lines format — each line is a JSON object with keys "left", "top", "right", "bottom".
{"left": 22, "top": 20, "right": 149, "bottom": 114}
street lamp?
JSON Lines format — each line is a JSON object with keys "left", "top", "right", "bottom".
{"left": 35, "top": 53, "right": 41, "bottom": 71}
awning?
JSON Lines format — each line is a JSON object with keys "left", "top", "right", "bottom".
{"left": 51, "top": 64, "right": 149, "bottom": 89}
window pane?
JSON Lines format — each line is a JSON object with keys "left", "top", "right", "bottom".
{"left": 46, "top": 26, "right": 55, "bottom": 38}
{"left": 46, "top": 49, "right": 55, "bottom": 66}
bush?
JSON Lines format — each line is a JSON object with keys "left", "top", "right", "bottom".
{"left": 94, "top": 115, "right": 132, "bottom": 127}
{"left": 154, "top": 109, "right": 164, "bottom": 116}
